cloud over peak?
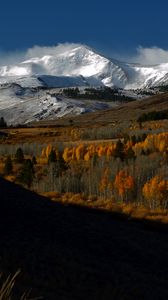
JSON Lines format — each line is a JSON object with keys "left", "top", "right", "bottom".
{"left": 0, "top": 43, "right": 83, "bottom": 67}
{"left": 0, "top": 43, "right": 168, "bottom": 67}
{"left": 131, "top": 46, "right": 168, "bottom": 65}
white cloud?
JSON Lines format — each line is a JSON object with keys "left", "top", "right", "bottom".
{"left": 25, "top": 43, "right": 82, "bottom": 59}
{"left": 0, "top": 43, "right": 168, "bottom": 67}
{"left": 0, "top": 50, "right": 25, "bottom": 66}
{"left": 130, "top": 46, "right": 168, "bottom": 65}
{"left": 0, "top": 43, "right": 82, "bottom": 66}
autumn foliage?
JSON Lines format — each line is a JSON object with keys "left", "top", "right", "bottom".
{"left": 1, "top": 131, "right": 168, "bottom": 214}
{"left": 143, "top": 176, "right": 168, "bottom": 209}
{"left": 114, "top": 170, "right": 135, "bottom": 202}
{"left": 134, "top": 132, "right": 168, "bottom": 155}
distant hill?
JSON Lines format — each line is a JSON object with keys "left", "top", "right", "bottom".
{"left": 1, "top": 177, "right": 168, "bottom": 299}
{"left": 32, "top": 91, "right": 168, "bottom": 128}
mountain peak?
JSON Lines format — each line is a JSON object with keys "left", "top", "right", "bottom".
{"left": 0, "top": 43, "right": 168, "bottom": 89}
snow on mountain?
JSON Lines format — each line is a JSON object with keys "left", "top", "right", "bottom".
{"left": 0, "top": 43, "right": 168, "bottom": 89}
{"left": 0, "top": 44, "right": 127, "bottom": 88}
{"left": 0, "top": 83, "right": 117, "bottom": 125}
{"left": 122, "top": 62, "right": 168, "bottom": 89}
{"left": 0, "top": 43, "right": 168, "bottom": 125}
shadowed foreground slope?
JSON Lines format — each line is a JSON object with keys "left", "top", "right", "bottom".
{"left": 0, "top": 178, "right": 168, "bottom": 299}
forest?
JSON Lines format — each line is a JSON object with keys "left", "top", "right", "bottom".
{"left": 0, "top": 128, "right": 167, "bottom": 221}
{"left": 62, "top": 87, "right": 133, "bottom": 102}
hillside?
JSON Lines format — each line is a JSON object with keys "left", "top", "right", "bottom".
{"left": 0, "top": 92, "right": 166, "bottom": 146}
{"left": 0, "top": 177, "right": 168, "bottom": 299}
{"left": 67, "top": 91, "right": 168, "bottom": 125}
{"left": 31, "top": 91, "right": 168, "bottom": 127}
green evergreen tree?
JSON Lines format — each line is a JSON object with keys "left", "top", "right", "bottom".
{"left": 0, "top": 117, "right": 7, "bottom": 128}
{"left": 113, "top": 139, "right": 125, "bottom": 161}
{"left": 141, "top": 149, "right": 146, "bottom": 156}
{"left": 123, "top": 134, "right": 130, "bottom": 144}
{"left": 56, "top": 151, "right": 67, "bottom": 174}
{"left": 32, "top": 156, "right": 37, "bottom": 165}
{"left": 15, "top": 147, "right": 24, "bottom": 163}
{"left": 50, "top": 151, "right": 67, "bottom": 177}
{"left": 131, "top": 135, "right": 137, "bottom": 145}
{"left": 18, "top": 159, "right": 34, "bottom": 188}
{"left": 126, "top": 147, "right": 136, "bottom": 161}
{"left": 4, "top": 156, "right": 13, "bottom": 175}
{"left": 48, "top": 149, "right": 56, "bottom": 164}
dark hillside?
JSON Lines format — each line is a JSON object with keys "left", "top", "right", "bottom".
{"left": 0, "top": 178, "right": 168, "bottom": 299}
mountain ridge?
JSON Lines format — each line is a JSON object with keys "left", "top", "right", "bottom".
{"left": 1, "top": 43, "right": 168, "bottom": 89}
{"left": 0, "top": 44, "right": 168, "bottom": 124}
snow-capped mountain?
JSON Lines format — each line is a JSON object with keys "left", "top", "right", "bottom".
{"left": 0, "top": 43, "right": 168, "bottom": 125}
{"left": 1, "top": 43, "right": 168, "bottom": 89}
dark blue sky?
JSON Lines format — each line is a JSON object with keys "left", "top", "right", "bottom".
{"left": 1, "top": 0, "right": 168, "bottom": 57}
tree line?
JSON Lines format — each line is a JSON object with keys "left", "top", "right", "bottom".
{"left": 1, "top": 132, "right": 168, "bottom": 211}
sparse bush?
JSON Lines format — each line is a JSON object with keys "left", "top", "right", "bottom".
{"left": 0, "top": 270, "right": 37, "bottom": 300}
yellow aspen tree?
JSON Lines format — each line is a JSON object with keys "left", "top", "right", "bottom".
{"left": 158, "top": 179, "right": 168, "bottom": 208}
{"left": 97, "top": 145, "right": 106, "bottom": 157}
{"left": 88, "top": 144, "right": 96, "bottom": 156}
{"left": 84, "top": 151, "right": 91, "bottom": 162}
{"left": 46, "top": 144, "right": 53, "bottom": 158}
{"left": 41, "top": 147, "right": 46, "bottom": 158}
{"left": 106, "top": 144, "right": 115, "bottom": 157}
{"left": 75, "top": 144, "right": 85, "bottom": 161}
{"left": 99, "top": 168, "right": 110, "bottom": 199}
{"left": 63, "top": 147, "right": 73, "bottom": 163}
{"left": 143, "top": 175, "right": 168, "bottom": 209}
{"left": 71, "top": 147, "right": 76, "bottom": 161}
{"left": 114, "top": 170, "right": 135, "bottom": 202}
